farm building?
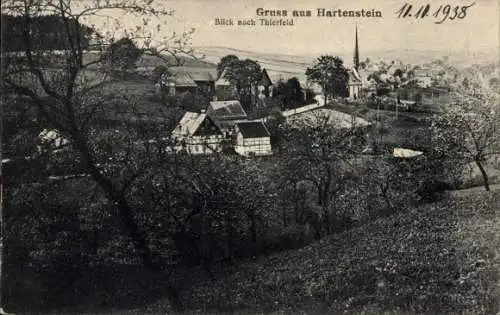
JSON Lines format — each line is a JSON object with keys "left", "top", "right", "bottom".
{"left": 171, "top": 111, "right": 225, "bottom": 154}
{"left": 234, "top": 121, "right": 272, "bottom": 157}
{"left": 159, "top": 67, "right": 217, "bottom": 97}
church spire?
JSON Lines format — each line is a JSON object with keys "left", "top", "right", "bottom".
{"left": 353, "top": 24, "right": 360, "bottom": 71}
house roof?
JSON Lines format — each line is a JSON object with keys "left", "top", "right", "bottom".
{"left": 260, "top": 68, "right": 273, "bottom": 86}
{"left": 236, "top": 121, "right": 270, "bottom": 138}
{"left": 172, "top": 111, "right": 207, "bottom": 136}
{"left": 170, "top": 67, "right": 217, "bottom": 82}
{"left": 286, "top": 108, "right": 371, "bottom": 129}
{"left": 215, "top": 67, "right": 232, "bottom": 86}
{"left": 163, "top": 72, "right": 198, "bottom": 87}
{"left": 161, "top": 67, "right": 217, "bottom": 87}
{"left": 207, "top": 100, "right": 247, "bottom": 119}
{"left": 348, "top": 68, "right": 362, "bottom": 84}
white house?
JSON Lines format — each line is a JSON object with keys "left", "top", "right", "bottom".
{"left": 234, "top": 121, "right": 272, "bottom": 157}
{"left": 171, "top": 111, "right": 225, "bottom": 154}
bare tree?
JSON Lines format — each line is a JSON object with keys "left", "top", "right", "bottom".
{"left": 431, "top": 87, "right": 499, "bottom": 191}
{"left": 1, "top": 0, "right": 196, "bottom": 309}
{"left": 278, "top": 112, "right": 367, "bottom": 236}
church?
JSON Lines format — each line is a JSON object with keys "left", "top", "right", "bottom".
{"left": 347, "top": 25, "right": 363, "bottom": 101}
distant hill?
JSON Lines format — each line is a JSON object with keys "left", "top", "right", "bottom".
{"left": 189, "top": 46, "right": 499, "bottom": 85}
{"left": 359, "top": 49, "right": 499, "bottom": 69}
{"left": 192, "top": 46, "right": 313, "bottom": 85}
{"left": 134, "top": 52, "right": 216, "bottom": 70}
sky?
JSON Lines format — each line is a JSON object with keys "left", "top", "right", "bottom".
{"left": 81, "top": 0, "right": 499, "bottom": 56}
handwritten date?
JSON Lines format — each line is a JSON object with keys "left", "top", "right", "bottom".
{"left": 396, "top": 2, "right": 475, "bottom": 24}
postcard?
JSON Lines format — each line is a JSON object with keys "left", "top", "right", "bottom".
{"left": 1, "top": 0, "right": 499, "bottom": 314}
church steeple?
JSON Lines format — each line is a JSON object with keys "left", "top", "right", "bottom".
{"left": 353, "top": 24, "right": 360, "bottom": 71}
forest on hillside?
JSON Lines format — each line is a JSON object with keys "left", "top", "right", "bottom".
{"left": 1, "top": 14, "right": 98, "bottom": 51}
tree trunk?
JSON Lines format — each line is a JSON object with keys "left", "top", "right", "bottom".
{"left": 85, "top": 164, "right": 185, "bottom": 310}
{"left": 0, "top": 162, "right": 4, "bottom": 313}
{"left": 475, "top": 159, "right": 490, "bottom": 191}
{"left": 71, "top": 132, "right": 157, "bottom": 270}
{"left": 88, "top": 165, "right": 157, "bottom": 270}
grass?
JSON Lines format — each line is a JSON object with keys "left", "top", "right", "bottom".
{"left": 5, "top": 190, "right": 498, "bottom": 314}
{"left": 175, "top": 191, "right": 499, "bottom": 314}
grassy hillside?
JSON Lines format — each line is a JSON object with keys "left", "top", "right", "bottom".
{"left": 174, "top": 191, "right": 499, "bottom": 314}
{"left": 4, "top": 172, "right": 498, "bottom": 314}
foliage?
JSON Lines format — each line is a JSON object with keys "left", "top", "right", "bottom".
{"left": 1, "top": 4, "right": 196, "bottom": 308}
{"left": 393, "top": 68, "right": 404, "bottom": 78}
{"left": 305, "top": 55, "right": 349, "bottom": 101}
{"left": 127, "top": 154, "right": 278, "bottom": 267}
{"left": 266, "top": 107, "right": 286, "bottom": 145}
{"left": 178, "top": 91, "right": 209, "bottom": 112}
{"left": 274, "top": 77, "right": 305, "bottom": 109}
{"left": 223, "top": 58, "right": 263, "bottom": 110}
{"left": 1, "top": 14, "right": 98, "bottom": 52}
{"left": 489, "top": 77, "right": 499, "bottom": 90}
{"left": 151, "top": 65, "right": 170, "bottom": 83}
{"left": 216, "top": 54, "right": 239, "bottom": 79}
{"left": 277, "top": 116, "right": 367, "bottom": 237}
{"left": 103, "top": 37, "right": 143, "bottom": 75}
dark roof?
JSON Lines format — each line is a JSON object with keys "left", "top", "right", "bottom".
{"left": 236, "top": 121, "right": 270, "bottom": 138}
{"left": 260, "top": 68, "right": 273, "bottom": 86}
{"left": 173, "top": 67, "right": 216, "bottom": 82}
{"left": 162, "top": 67, "right": 217, "bottom": 87}
{"left": 163, "top": 72, "right": 198, "bottom": 87}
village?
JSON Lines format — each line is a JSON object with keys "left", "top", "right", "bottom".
{"left": 22, "top": 24, "right": 491, "bottom": 164}
{"left": 124, "top": 26, "right": 460, "bottom": 160}
{"left": 1, "top": 3, "right": 499, "bottom": 314}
